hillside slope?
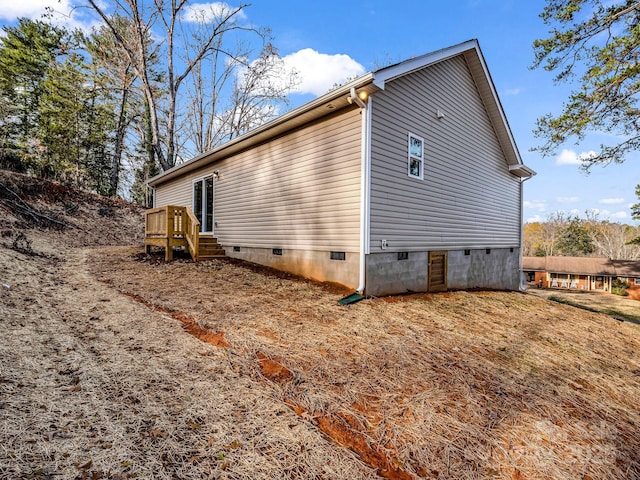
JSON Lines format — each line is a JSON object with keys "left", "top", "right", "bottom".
{"left": 0, "top": 169, "right": 144, "bottom": 250}
{"left": 1, "top": 170, "right": 639, "bottom": 480}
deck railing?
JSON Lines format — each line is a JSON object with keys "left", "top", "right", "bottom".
{"left": 144, "top": 205, "right": 200, "bottom": 261}
{"left": 184, "top": 208, "right": 200, "bottom": 261}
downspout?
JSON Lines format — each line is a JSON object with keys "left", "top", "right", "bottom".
{"left": 348, "top": 87, "right": 370, "bottom": 294}
{"left": 518, "top": 175, "right": 532, "bottom": 291}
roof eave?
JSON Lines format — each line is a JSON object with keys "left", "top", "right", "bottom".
{"left": 509, "top": 164, "right": 537, "bottom": 178}
{"left": 148, "top": 73, "right": 375, "bottom": 187}
{"left": 149, "top": 40, "right": 535, "bottom": 187}
{"left": 461, "top": 44, "right": 528, "bottom": 171}
{"left": 372, "top": 39, "right": 481, "bottom": 89}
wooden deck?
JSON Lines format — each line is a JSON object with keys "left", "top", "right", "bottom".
{"left": 144, "top": 205, "right": 225, "bottom": 261}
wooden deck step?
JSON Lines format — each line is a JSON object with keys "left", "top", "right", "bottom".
{"left": 199, "top": 250, "right": 226, "bottom": 257}
{"left": 198, "top": 236, "right": 226, "bottom": 259}
{"left": 199, "top": 236, "right": 220, "bottom": 244}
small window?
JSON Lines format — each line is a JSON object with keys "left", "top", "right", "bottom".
{"left": 272, "top": 248, "right": 282, "bottom": 256}
{"left": 486, "top": 248, "right": 491, "bottom": 254}
{"left": 464, "top": 249, "right": 470, "bottom": 256}
{"left": 330, "top": 251, "right": 346, "bottom": 261}
{"left": 635, "top": 278, "right": 640, "bottom": 286}
{"left": 407, "top": 133, "right": 424, "bottom": 179}
{"left": 397, "top": 252, "right": 409, "bottom": 261}
{"left": 510, "top": 247, "right": 514, "bottom": 253}
{"left": 233, "top": 246, "right": 240, "bottom": 252}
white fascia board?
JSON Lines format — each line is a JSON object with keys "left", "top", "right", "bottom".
{"left": 509, "top": 164, "right": 537, "bottom": 178}
{"left": 372, "top": 39, "right": 480, "bottom": 89}
{"left": 467, "top": 42, "right": 525, "bottom": 168}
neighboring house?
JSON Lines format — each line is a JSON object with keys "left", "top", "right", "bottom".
{"left": 523, "top": 256, "right": 640, "bottom": 300}
{"left": 614, "top": 260, "right": 640, "bottom": 300}
{"left": 147, "top": 39, "right": 535, "bottom": 297}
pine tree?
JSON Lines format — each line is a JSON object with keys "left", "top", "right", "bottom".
{"left": 532, "top": 1, "right": 640, "bottom": 170}
{"left": 38, "top": 50, "right": 113, "bottom": 193}
{"left": 0, "top": 19, "right": 67, "bottom": 172}
{"left": 556, "top": 217, "right": 595, "bottom": 256}
{"left": 631, "top": 185, "right": 640, "bottom": 245}
{"left": 632, "top": 185, "right": 640, "bottom": 220}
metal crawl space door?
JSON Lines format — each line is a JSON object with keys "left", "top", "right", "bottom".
{"left": 428, "top": 251, "right": 447, "bottom": 292}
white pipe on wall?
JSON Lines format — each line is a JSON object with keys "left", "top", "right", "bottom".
{"left": 354, "top": 90, "right": 371, "bottom": 294}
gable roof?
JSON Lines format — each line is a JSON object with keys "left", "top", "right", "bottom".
{"left": 149, "top": 39, "right": 534, "bottom": 187}
{"left": 372, "top": 40, "right": 533, "bottom": 178}
{"left": 523, "top": 256, "right": 640, "bottom": 277}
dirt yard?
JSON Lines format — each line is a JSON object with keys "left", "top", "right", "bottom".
{"left": 1, "top": 171, "right": 640, "bottom": 480}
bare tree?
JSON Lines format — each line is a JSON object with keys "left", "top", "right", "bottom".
{"left": 221, "top": 43, "right": 297, "bottom": 143}
{"left": 86, "top": 17, "right": 139, "bottom": 196}
{"left": 183, "top": 40, "right": 297, "bottom": 155}
{"left": 184, "top": 40, "right": 229, "bottom": 155}
{"left": 525, "top": 210, "right": 640, "bottom": 259}
{"left": 537, "top": 211, "right": 568, "bottom": 256}
{"left": 585, "top": 212, "right": 640, "bottom": 259}
{"left": 86, "top": 0, "right": 270, "bottom": 171}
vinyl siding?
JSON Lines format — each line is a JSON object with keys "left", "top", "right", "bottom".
{"left": 155, "top": 177, "right": 191, "bottom": 208}
{"left": 155, "top": 108, "right": 362, "bottom": 251}
{"left": 369, "top": 55, "right": 522, "bottom": 252}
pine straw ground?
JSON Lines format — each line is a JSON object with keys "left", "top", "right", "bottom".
{"left": 1, "top": 170, "right": 639, "bottom": 479}
{"left": 88, "top": 251, "right": 640, "bottom": 480}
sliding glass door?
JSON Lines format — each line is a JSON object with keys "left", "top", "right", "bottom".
{"left": 193, "top": 176, "right": 214, "bottom": 233}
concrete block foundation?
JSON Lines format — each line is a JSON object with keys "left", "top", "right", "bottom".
{"left": 226, "top": 246, "right": 359, "bottom": 289}
{"left": 447, "top": 248, "right": 520, "bottom": 291}
{"left": 225, "top": 246, "right": 521, "bottom": 297}
{"left": 365, "top": 248, "right": 521, "bottom": 296}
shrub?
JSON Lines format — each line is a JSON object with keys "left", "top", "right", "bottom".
{"left": 611, "top": 278, "right": 629, "bottom": 297}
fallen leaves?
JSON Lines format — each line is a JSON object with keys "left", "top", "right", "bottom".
{"left": 150, "top": 428, "right": 168, "bottom": 439}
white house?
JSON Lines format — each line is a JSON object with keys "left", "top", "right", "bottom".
{"left": 146, "top": 39, "right": 535, "bottom": 296}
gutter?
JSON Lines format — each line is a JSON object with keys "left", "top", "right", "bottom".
{"left": 338, "top": 88, "right": 370, "bottom": 306}
{"left": 147, "top": 74, "right": 374, "bottom": 187}
{"left": 349, "top": 87, "right": 371, "bottom": 294}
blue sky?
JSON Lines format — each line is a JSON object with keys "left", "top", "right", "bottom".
{"left": 1, "top": 0, "right": 638, "bottom": 224}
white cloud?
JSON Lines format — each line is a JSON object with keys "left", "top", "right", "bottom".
{"left": 599, "top": 197, "right": 625, "bottom": 205}
{"left": 0, "top": 0, "right": 98, "bottom": 31}
{"left": 525, "top": 214, "right": 544, "bottom": 223}
{"left": 523, "top": 200, "right": 547, "bottom": 211}
{"left": 182, "top": 2, "right": 246, "bottom": 23}
{"left": 610, "top": 211, "right": 628, "bottom": 219}
{"left": 556, "top": 196, "right": 580, "bottom": 203}
{"left": 502, "top": 88, "right": 521, "bottom": 96}
{"left": 555, "top": 148, "right": 598, "bottom": 166}
{"left": 0, "top": 0, "right": 68, "bottom": 21}
{"left": 590, "top": 208, "right": 628, "bottom": 220}
{"left": 282, "top": 48, "right": 365, "bottom": 97}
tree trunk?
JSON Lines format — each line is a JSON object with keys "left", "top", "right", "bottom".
{"left": 109, "top": 85, "right": 129, "bottom": 197}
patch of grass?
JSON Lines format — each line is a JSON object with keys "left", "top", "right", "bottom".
{"left": 548, "top": 295, "right": 640, "bottom": 324}
{"left": 601, "top": 309, "right": 640, "bottom": 324}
